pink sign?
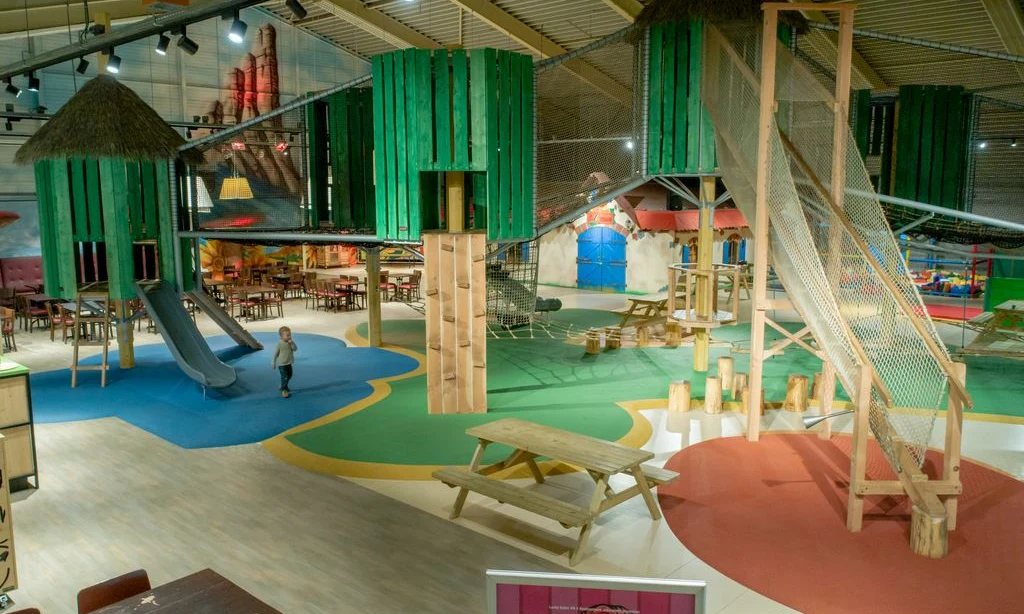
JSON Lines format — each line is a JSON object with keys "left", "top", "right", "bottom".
{"left": 495, "top": 583, "right": 698, "bottom": 614}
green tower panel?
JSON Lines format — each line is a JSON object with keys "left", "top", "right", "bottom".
{"left": 327, "top": 87, "right": 376, "bottom": 230}
{"left": 894, "top": 85, "right": 969, "bottom": 210}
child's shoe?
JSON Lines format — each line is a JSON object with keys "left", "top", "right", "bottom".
{"left": 282, "top": 390, "right": 290, "bottom": 398}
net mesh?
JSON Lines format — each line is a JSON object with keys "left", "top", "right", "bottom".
{"left": 966, "top": 95, "right": 1024, "bottom": 235}
{"left": 486, "top": 241, "right": 540, "bottom": 329}
{"left": 704, "top": 23, "right": 951, "bottom": 468}
{"left": 533, "top": 30, "right": 645, "bottom": 230}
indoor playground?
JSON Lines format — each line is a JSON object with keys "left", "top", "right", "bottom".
{"left": 1, "top": 1, "right": 1023, "bottom": 613}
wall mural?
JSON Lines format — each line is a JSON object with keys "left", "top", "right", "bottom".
{"left": 0, "top": 199, "right": 39, "bottom": 258}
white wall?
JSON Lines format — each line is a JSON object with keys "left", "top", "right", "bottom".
{"left": 626, "top": 231, "right": 676, "bottom": 294}
{"left": 538, "top": 225, "right": 577, "bottom": 287}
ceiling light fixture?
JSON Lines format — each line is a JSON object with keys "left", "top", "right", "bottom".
{"left": 227, "top": 11, "right": 248, "bottom": 44}
{"left": 178, "top": 27, "right": 200, "bottom": 55}
{"left": 978, "top": 141, "right": 987, "bottom": 149}
{"left": 156, "top": 33, "right": 171, "bottom": 55}
{"left": 76, "top": 57, "right": 89, "bottom": 74}
{"left": 106, "top": 49, "right": 122, "bottom": 74}
{"left": 26, "top": 72, "right": 39, "bottom": 92}
{"left": 4, "top": 79, "right": 22, "bottom": 98}
{"left": 285, "top": 0, "right": 307, "bottom": 20}
{"left": 1012, "top": 139, "right": 1018, "bottom": 148}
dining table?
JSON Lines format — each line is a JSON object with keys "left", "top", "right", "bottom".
{"left": 232, "top": 285, "right": 280, "bottom": 320}
{"left": 92, "top": 568, "right": 281, "bottom": 613}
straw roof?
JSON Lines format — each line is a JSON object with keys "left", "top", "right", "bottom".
{"left": 15, "top": 75, "right": 188, "bottom": 164}
{"left": 631, "top": 0, "right": 809, "bottom": 37}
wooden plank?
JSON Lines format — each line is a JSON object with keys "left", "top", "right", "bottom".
{"left": 432, "top": 468, "right": 592, "bottom": 527}
{"left": 331, "top": 91, "right": 353, "bottom": 228}
{"left": 846, "top": 364, "right": 872, "bottom": 531}
{"left": 140, "top": 162, "right": 158, "bottom": 240}
{"left": 407, "top": 50, "right": 426, "bottom": 239}
{"left": 383, "top": 54, "right": 400, "bottom": 239}
{"left": 50, "top": 160, "right": 80, "bottom": 297}
{"left": 33, "top": 161, "right": 62, "bottom": 295}
{"left": 508, "top": 53, "right": 523, "bottom": 240}
{"left": 394, "top": 51, "right": 410, "bottom": 241}
{"left": 440, "top": 233, "right": 457, "bottom": 413}
{"left": 469, "top": 49, "right": 489, "bottom": 172}
{"left": 454, "top": 235, "right": 472, "bottom": 413}
{"left": 470, "top": 233, "right": 487, "bottom": 411}
{"left": 471, "top": 171, "right": 487, "bottom": 230}
{"left": 482, "top": 49, "right": 499, "bottom": 237}
{"left": 879, "top": 102, "right": 895, "bottom": 195}
{"left": 435, "top": 49, "right": 452, "bottom": 170}
{"left": 895, "top": 85, "right": 922, "bottom": 200}
{"left": 452, "top": 49, "right": 470, "bottom": 169}
{"left": 498, "top": 51, "right": 513, "bottom": 240}
{"left": 347, "top": 91, "right": 364, "bottom": 228}
{"left": 519, "top": 54, "right": 534, "bottom": 239}
{"left": 424, "top": 234, "right": 443, "bottom": 414}
{"left": 683, "top": 21, "right": 699, "bottom": 173}
{"left": 85, "top": 157, "right": 104, "bottom": 240}
{"left": 153, "top": 160, "right": 176, "bottom": 286}
{"left": 372, "top": 56, "right": 389, "bottom": 237}
{"left": 943, "top": 361, "right": 966, "bottom": 528}
{"left": 660, "top": 21, "right": 677, "bottom": 173}
{"left": 98, "top": 159, "right": 135, "bottom": 300}
{"left": 69, "top": 158, "right": 89, "bottom": 242}
{"left": 123, "top": 161, "right": 142, "bottom": 240}
{"left": 647, "top": 23, "right": 664, "bottom": 174}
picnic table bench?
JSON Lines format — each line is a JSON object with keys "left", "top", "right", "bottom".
{"left": 432, "top": 418, "right": 679, "bottom": 565}
{"left": 613, "top": 295, "right": 670, "bottom": 329}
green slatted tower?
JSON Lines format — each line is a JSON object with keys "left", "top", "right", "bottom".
{"left": 15, "top": 76, "right": 192, "bottom": 369}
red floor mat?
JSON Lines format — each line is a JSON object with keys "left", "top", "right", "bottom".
{"left": 925, "top": 303, "right": 982, "bottom": 321}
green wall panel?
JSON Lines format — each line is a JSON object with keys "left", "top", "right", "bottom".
{"left": 894, "top": 85, "right": 968, "bottom": 210}
{"left": 327, "top": 87, "right": 376, "bottom": 230}
{"left": 306, "top": 99, "right": 330, "bottom": 226}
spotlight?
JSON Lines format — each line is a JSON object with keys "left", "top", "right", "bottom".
{"left": 156, "top": 33, "right": 171, "bottom": 55}
{"left": 4, "top": 120, "right": 12, "bottom": 131}
{"left": 88, "top": 23, "right": 105, "bottom": 36}
{"left": 26, "top": 72, "right": 39, "bottom": 92}
{"left": 186, "top": 128, "right": 193, "bottom": 139}
{"left": 624, "top": 139, "right": 634, "bottom": 150}
{"left": 1012, "top": 139, "right": 1018, "bottom": 148}
{"left": 978, "top": 141, "right": 987, "bottom": 149}
{"left": 285, "top": 0, "right": 307, "bottom": 20}
{"left": 4, "top": 80, "right": 21, "bottom": 98}
{"left": 178, "top": 32, "right": 200, "bottom": 55}
{"left": 76, "top": 57, "right": 89, "bottom": 74}
{"left": 106, "top": 49, "right": 122, "bottom": 74}
{"left": 228, "top": 11, "right": 247, "bottom": 43}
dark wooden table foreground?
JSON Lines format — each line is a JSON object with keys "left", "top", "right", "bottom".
{"left": 93, "top": 569, "right": 281, "bottom": 613}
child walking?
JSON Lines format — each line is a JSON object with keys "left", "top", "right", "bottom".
{"left": 272, "top": 326, "right": 298, "bottom": 398}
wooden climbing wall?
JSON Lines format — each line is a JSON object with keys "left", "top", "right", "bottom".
{"left": 423, "top": 231, "right": 487, "bottom": 414}
{"left": 894, "top": 85, "right": 969, "bottom": 210}
{"left": 372, "top": 48, "right": 534, "bottom": 242}
{"left": 647, "top": 20, "right": 716, "bottom": 175}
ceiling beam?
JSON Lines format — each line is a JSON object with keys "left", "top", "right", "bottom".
{"left": 317, "top": 0, "right": 440, "bottom": 49}
{"left": 0, "top": 0, "right": 151, "bottom": 37}
{"left": 600, "top": 0, "right": 643, "bottom": 22}
{"left": 790, "top": 2, "right": 887, "bottom": 90}
{"left": 979, "top": 0, "right": 1024, "bottom": 82}
{"left": 447, "top": 0, "right": 632, "bottom": 105}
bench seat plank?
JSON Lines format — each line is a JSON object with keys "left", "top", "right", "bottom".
{"left": 433, "top": 468, "right": 593, "bottom": 527}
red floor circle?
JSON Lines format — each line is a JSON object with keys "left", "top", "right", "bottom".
{"left": 657, "top": 433, "right": 1024, "bottom": 614}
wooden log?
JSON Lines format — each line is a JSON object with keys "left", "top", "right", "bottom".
{"left": 718, "top": 356, "right": 734, "bottom": 392}
{"left": 585, "top": 329, "right": 601, "bottom": 355}
{"left": 668, "top": 380, "right": 691, "bottom": 412}
{"left": 666, "top": 321, "right": 681, "bottom": 347}
{"left": 636, "top": 324, "right": 650, "bottom": 348}
{"left": 704, "top": 376, "right": 722, "bottom": 414}
{"left": 811, "top": 371, "right": 822, "bottom": 399}
{"left": 732, "top": 373, "right": 748, "bottom": 401}
{"left": 910, "top": 505, "right": 948, "bottom": 559}
{"left": 783, "top": 374, "right": 809, "bottom": 412}
{"left": 605, "top": 327, "right": 621, "bottom": 350}
{"left": 740, "top": 386, "right": 765, "bottom": 416}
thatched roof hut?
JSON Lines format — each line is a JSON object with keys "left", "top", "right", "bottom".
{"left": 15, "top": 75, "right": 188, "bottom": 164}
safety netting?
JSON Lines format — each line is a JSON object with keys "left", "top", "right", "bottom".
{"left": 486, "top": 240, "right": 539, "bottom": 330}
{"left": 533, "top": 27, "right": 645, "bottom": 231}
{"left": 704, "top": 23, "right": 954, "bottom": 469}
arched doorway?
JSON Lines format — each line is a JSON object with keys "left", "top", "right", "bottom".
{"left": 576, "top": 226, "right": 626, "bottom": 292}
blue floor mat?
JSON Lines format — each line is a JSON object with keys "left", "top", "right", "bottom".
{"left": 31, "top": 332, "right": 418, "bottom": 449}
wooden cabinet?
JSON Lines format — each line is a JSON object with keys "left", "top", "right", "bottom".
{"left": 0, "top": 362, "right": 37, "bottom": 491}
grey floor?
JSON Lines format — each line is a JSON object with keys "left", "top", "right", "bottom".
{"left": 12, "top": 418, "right": 564, "bottom": 614}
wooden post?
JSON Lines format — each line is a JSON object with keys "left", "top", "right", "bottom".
{"left": 585, "top": 329, "right": 601, "bottom": 354}
{"left": 95, "top": 12, "right": 112, "bottom": 74}
{"left": 446, "top": 171, "right": 465, "bottom": 232}
{"left": 718, "top": 356, "right": 734, "bottom": 393}
{"left": 694, "top": 180, "right": 715, "bottom": 372}
{"left": 667, "top": 266, "right": 677, "bottom": 316}
{"left": 733, "top": 373, "right": 748, "bottom": 401}
{"left": 424, "top": 237, "right": 441, "bottom": 412}
{"left": 811, "top": 372, "right": 822, "bottom": 399}
{"left": 115, "top": 299, "right": 135, "bottom": 369}
{"left": 943, "top": 361, "right": 966, "bottom": 529}
{"left": 470, "top": 234, "right": 488, "bottom": 412}
{"left": 605, "top": 327, "right": 621, "bottom": 350}
{"left": 636, "top": 324, "right": 649, "bottom": 348}
{"left": 0, "top": 435, "right": 17, "bottom": 592}
{"left": 847, "top": 363, "right": 873, "bottom": 532}
{"left": 666, "top": 321, "right": 681, "bottom": 347}
{"left": 366, "top": 246, "right": 383, "bottom": 348}
{"left": 747, "top": 7, "right": 780, "bottom": 442}
{"left": 910, "top": 505, "right": 948, "bottom": 559}
{"left": 704, "top": 376, "right": 722, "bottom": 414}
{"left": 818, "top": 362, "right": 836, "bottom": 439}
{"left": 668, "top": 380, "right": 691, "bottom": 412}
{"left": 783, "top": 374, "right": 809, "bottom": 412}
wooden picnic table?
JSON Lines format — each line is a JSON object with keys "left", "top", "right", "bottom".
{"left": 93, "top": 568, "right": 281, "bottom": 613}
{"left": 615, "top": 295, "right": 670, "bottom": 328}
{"left": 433, "top": 418, "right": 678, "bottom": 565}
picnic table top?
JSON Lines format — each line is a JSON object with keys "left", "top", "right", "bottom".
{"left": 993, "top": 300, "right": 1024, "bottom": 313}
{"left": 466, "top": 418, "right": 653, "bottom": 475}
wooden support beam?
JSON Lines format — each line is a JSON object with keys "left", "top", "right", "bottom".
{"left": 846, "top": 363, "right": 872, "bottom": 532}
{"left": 319, "top": 0, "right": 441, "bottom": 49}
{"left": 788, "top": 0, "right": 887, "bottom": 89}
{"left": 0, "top": 0, "right": 146, "bottom": 36}
{"left": 980, "top": 0, "right": 1024, "bottom": 83}
{"left": 448, "top": 0, "right": 632, "bottom": 105}
{"left": 365, "top": 246, "right": 383, "bottom": 348}
{"left": 943, "top": 361, "right": 966, "bottom": 529}
{"left": 600, "top": 0, "right": 643, "bottom": 21}
{"left": 855, "top": 479, "right": 962, "bottom": 497}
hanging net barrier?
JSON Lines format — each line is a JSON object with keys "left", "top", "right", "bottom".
{"left": 533, "top": 27, "right": 646, "bottom": 231}
{"left": 704, "top": 23, "right": 956, "bottom": 469}
{"left": 486, "top": 240, "right": 541, "bottom": 330}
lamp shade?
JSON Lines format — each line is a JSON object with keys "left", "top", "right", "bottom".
{"left": 218, "top": 176, "right": 253, "bottom": 200}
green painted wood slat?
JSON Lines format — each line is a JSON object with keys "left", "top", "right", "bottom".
{"left": 141, "top": 162, "right": 158, "bottom": 240}
{"left": 372, "top": 56, "right": 389, "bottom": 237}
{"left": 647, "top": 23, "right": 664, "bottom": 174}
{"left": 98, "top": 159, "right": 135, "bottom": 300}
{"left": 33, "top": 161, "right": 62, "bottom": 295}
{"left": 394, "top": 51, "right": 410, "bottom": 240}
{"left": 917, "top": 86, "right": 937, "bottom": 204}
{"left": 435, "top": 49, "right": 452, "bottom": 172}
{"left": 85, "top": 157, "right": 103, "bottom": 240}
{"left": 69, "top": 158, "right": 90, "bottom": 242}
{"left": 659, "top": 21, "right": 676, "bottom": 174}
{"left": 509, "top": 52, "right": 523, "bottom": 240}
{"left": 154, "top": 160, "right": 177, "bottom": 286}
{"left": 483, "top": 48, "right": 500, "bottom": 237}
{"left": 452, "top": 49, "right": 470, "bottom": 170}
{"left": 469, "top": 50, "right": 489, "bottom": 172}
{"left": 50, "top": 160, "right": 80, "bottom": 297}
{"left": 519, "top": 53, "right": 534, "bottom": 239}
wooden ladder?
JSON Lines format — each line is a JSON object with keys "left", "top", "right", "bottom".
{"left": 71, "top": 289, "right": 112, "bottom": 387}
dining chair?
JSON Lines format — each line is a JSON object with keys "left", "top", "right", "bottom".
{"left": 1, "top": 307, "right": 16, "bottom": 352}
{"left": 397, "top": 270, "right": 422, "bottom": 301}
{"left": 77, "top": 569, "right": 151, "bottom": 614}
{"left": 378, "top": 270, "right": 396, "bottom": 302}
{"left": 15, "top": 295, "right": 49, "bottom": 333}
{"left": 263, "top": 288, "right": 285, "bottom": 319}
{"left": 46, "top": 301, "right": 75, "bottom": 343}
{"left": 0, "top": 287, "right": 15, "bottom": 309}
{"left": 304, "top": 275, "right": 319, "bottom": 310}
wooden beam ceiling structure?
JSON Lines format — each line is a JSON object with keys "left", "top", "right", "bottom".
{"left": 789, "top": 0, "right": 887, "bottom": 89}
{"left": 447, "top": 0, "right": 632, "bottom": 105}
{"left": 979, "top": 0, "right": 1024, "bottom": 82}
{"left": 0, "top": 0, "right": 150, "bottom": 37}
{"left": 600, "top": 0, "right": 643, "bottom": 22}
{"left": 317, "top": 0, "right": 441, "bottom": 49}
